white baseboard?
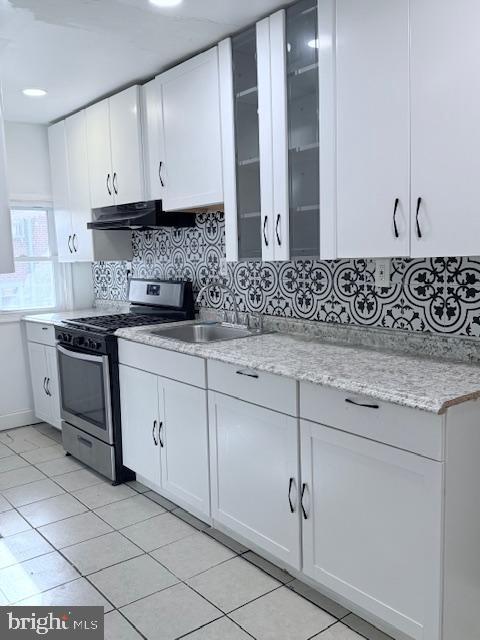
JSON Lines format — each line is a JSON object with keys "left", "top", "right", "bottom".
{"left": 0, "top": 410, "right": 40, "bottom": 431}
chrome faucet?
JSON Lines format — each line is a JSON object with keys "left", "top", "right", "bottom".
{"left": 196, "top": 280, "right": 240, "bottom": 325}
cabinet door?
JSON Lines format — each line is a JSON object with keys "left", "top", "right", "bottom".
{"left": 209, "top": 392, "right": 300, "bottom": 569}
{"left": 411, "top": 0, "right": 480, "bottom": 257}
{"left": 301, "top": 420, "right": 443, "bottom": 640}
{"left": 269, "top": 11, "right": 289, "bottom": 261}
{"left": 48, "top": 121, "right": 73, "bottom": 262}
{"left": 161, "top": 48, "right": 223, "bottom": 211}
{"left": 159, "top": 379, "right": 210, "bottom": 519}
{"left": 335, "top": 0, "right": 410, "bottom": 258}
{"left": 65, "top": 111, "right": 94, "bottom": 262}
{"left": 119, "top": 365, "right": 161, "bottom": 487}
{"left": 257, "top": 17, "right": 275, "bottom": 261}
{"left": 28, "top": 343, "right": 51, "bottom": 424}
{"left": 230, "top": 27, "right": 263, "bottom": 260}
{"left": 285, "top": 0, "right": 320, "bottom": 258}
{"left": 45, "top": 346, "right": 61, "bottom": 429}
{"left": 86, "top": 99, "right": 114, "bottom": 209}
{"left": 142, "top": 78, "right": 166, "bottom": 202}
{"left": 109, "top": 86, "right": 145, "bottom": 206}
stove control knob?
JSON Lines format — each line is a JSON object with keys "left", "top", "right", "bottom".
{"left": 73, "top": 336, "right": 85, "bottom": 347}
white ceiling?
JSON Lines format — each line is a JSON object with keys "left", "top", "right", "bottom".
{"left": 0, "top": 0, "right": 293, "bottom": 124}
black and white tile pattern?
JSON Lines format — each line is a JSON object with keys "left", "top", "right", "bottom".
{"left": 92, "top": 212, "right": 480, "bottom": 337}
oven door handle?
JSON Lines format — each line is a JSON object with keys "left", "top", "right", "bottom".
{"left": 57, "top": 344, "right": 106, "bottom": 364}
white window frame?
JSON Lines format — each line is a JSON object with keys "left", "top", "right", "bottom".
{"left": 0, "top": 202, "right": 67, "bottom": 317}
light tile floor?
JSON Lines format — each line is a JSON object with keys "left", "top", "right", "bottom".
{"left": 0, "top": 424, "right": 394, "bottom": 640}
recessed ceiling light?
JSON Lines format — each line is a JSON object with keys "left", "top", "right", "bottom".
{"left": 22, "top": 88, "right": 47, "bottom": 97}
{"left": 308, "top": 39, "right": 319, "bottom": 49}
{"left": 149, "top": 0, "right": 182, "bottom": 7}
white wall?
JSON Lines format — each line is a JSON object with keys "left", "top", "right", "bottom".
{"left": 0, "top": 122, "right": 53, "bottom": 429}
{"left": 4, "top": 122, "right": 52, "bottom": 203}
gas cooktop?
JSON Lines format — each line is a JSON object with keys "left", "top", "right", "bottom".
{"left": 63, "top": 312, "right": 181, "bottom": 333}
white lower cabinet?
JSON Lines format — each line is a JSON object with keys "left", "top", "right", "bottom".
{"left": 27, "top": 341, "right": 61, "bottom": 429}
{"left": 119, "top": 363, "right": 210, "bottom": 519}
{"left": 208, "top": 391, "right": 301, "bottom": 569}
{"left": 161, "top": 378, "right": 209, "bottom": 517}
{"left": 119, "top": 365, "right": 161, "bottom": 487}
{"left": 300, "top": 419, "right": 443, "bottom": 640}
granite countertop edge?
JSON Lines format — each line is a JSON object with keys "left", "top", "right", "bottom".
{"left": 115, "top": 323, "right": 480, "bottom": 415}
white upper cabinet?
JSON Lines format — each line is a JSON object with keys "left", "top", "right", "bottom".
{"left": 159, "top": 48, "right": 223, "bottom": 211}
{"left": 142, "top": 77, "right": 166, "bottom": 202}
{"left": 65, "top": 111, "right": 94, "bottom": 261}
{"left": 49, "top": 105, "right": 133, "bottom": 263}
{"left": 410, "top": 0, "right": 480, "bottom": 257}
{"left": 86, "top": 86, "right": 144, "bottom": 209}
{"left": 334, "top": 0, "right": 410, "bottom": 258}
{"left": 109, "top": 87, "right": 145, "bottom": 206}
{"left": 48, "top": 121, "right": 73, "bottom": 262}
{"left": 85, "top": 99, "right": 113, "bottom": 210}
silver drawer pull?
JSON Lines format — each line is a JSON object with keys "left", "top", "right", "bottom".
{"left": 345, "top": 398, "right": 380, "bottom": 410}
{"left": 236, "top": 370, "right": 259, "bottom": 379}
{"left": 42, "top": 326, "right": 49, "bottom": 331}
{"left": 77, "top": 436, "right": 93, "bottom": 448}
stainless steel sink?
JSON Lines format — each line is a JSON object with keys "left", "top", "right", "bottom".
{"left": 149, "top": 322, "right": 263, "bottom": 343}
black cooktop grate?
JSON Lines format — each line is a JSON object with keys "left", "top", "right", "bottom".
{"left": 63, "top": 313, "right": 178, "bottom": 333}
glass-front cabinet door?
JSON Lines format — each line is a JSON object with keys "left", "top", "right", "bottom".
{"left": 220, "top": 0, "right": 320, "bottom": 262}
{"left": 232, "top": 27, "right": 262, "bottom": 260}
{"left": 286, "top": 0, "right": 320, "bottom": 257}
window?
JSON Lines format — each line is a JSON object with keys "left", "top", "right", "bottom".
{"left": 0, "top": 208, "right": 58, "bottom": 312}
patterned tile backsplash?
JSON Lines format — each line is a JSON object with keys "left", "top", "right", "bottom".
{"left": 92, "top": 211, "right": 480, "bottom": 337}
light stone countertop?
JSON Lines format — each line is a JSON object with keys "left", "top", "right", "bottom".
{"left": 23, "top": 307, "right": 124, "bottom": 325}
{"left": 116, "top": 321, "right": 480, "bottom": 415}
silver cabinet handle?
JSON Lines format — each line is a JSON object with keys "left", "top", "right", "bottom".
{"left": 72, "top": 234, "right": 78, "bottom": 252}
{"left": 43, "top": 377, "right": 48, "bottom": 395}
{"left": 106, "top": 173, "right": 112, "bottom": 196}
{"left": 113, "top": 172, "right": 118, "bottom": 195}
{"left": 46, "top": 378, "right": 51, "bottom": 396}
{"left": 152, "top": 420, "right": 158, "bottom": 446}
{"left": 68, "top": 235, "right": 73, "bottom": 254}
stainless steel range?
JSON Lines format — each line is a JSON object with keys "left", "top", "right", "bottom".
{"left": 55, "top": 279, "right": 195, "bottom": 484}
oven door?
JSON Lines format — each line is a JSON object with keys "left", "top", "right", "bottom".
{"left": 57, "top": 345, "right": 114, "bottom": 445}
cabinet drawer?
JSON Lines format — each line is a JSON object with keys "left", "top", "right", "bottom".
{"left": 25, "top": 322, "right": 56, "bottom": 346}
{"left": 300, "top": 382, "right": 444, "bottom": 460}
{"left": 118, "top": 339, "right": 206, "bottom": 388}
{"left": 208, "top": 360, "right": 297, "bottom": 416}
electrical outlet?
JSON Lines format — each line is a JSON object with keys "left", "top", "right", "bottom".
{"left": 219, "top": 258, "right": 228, "bottom": 277}
{"left": 375, "top": 258, "right": 391, "bottom": 289}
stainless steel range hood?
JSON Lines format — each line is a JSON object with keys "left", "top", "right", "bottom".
{"left": 87, "top": 200, "right": 195, "bottom": 231}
